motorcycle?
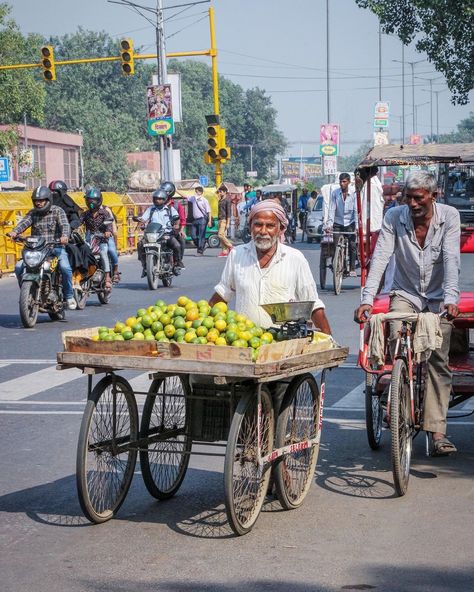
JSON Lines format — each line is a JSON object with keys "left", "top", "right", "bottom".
{"left": 11, "top": 235, "right": 66, "bottom": 328}
{"left": 73, "top": 232, "right": 112, "bottom": 308}
{"left": 135, "top": 218, "right": 176, "bottom": 290}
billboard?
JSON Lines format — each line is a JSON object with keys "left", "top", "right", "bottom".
{"left": 374, "top": 101, "right": 390, "bottom": 128}
{"left": 147, "top": 84, "right": 174, "bottom": 136}
{"left": 282, "top": 156, "right": 322, "bottom": 179}
{"left": 319, "top": 124, "right": 339, "bottom": 156}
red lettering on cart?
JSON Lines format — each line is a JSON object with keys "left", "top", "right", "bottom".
{"left": 267, "top": 450, "right": 279, "bottom": 463}
{"left": 289, "top": 441, "right": 310, "bottom": 453}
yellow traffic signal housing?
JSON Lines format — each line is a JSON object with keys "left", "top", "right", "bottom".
{"left": 40, "top": 46, "right": 56, "bottom": 81}
{"left": 217, "top": 127, "right": 231, "bottom": 162}
{"left": 206, "top": 123, "right": 220, "bottom": 161}
{"left": 120, "top": 38, "right": 135, "bottom": 75}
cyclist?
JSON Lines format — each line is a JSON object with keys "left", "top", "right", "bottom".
{"left": 324, "top": 172, "right": 358, "bottom": 277}
{"left": 10, "top": 186, "right": 76, "bottom": 310}
{"left": 136, "top": 188, "right": 183, "bottom": 276}
{"left": 297, "top": 188, "right": 310, "bottom": 230}
{"left": 354, "top": 171, "right": 461, "bottom": 456}
{"left": 80, "top": 188, "right": 115, "bottom": 290}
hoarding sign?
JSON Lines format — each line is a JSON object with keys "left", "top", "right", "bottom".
{"left": 0, "top": 157, "right": 10, "bottom": 182}
{"left": 374, "top": 131, "right": 389, "bottom": 146}
{"left": 323, "top": 156, "right": 337, "bottom": 176}
{"left": 319, "top": 123, "right": 339, "bottom": 156}
{"left": 147, "top": 84, "right": 174, "bottom": 136}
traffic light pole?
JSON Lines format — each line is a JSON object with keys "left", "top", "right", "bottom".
{"left": 208, "top": 6, "right": 221, "bottom": 187}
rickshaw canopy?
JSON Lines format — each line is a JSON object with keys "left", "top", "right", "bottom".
{"left": 357, "top": 143, "right": 474, "bottom": 168}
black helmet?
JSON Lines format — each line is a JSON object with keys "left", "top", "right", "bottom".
{"left": 160, "top": 181, "right": 176, "bottom": 199}
{"left": 48, "top": 180, "right": 67, "bottom": 194}
{"left": 31, "top": 186, "right": 52, "bottom": 215}
{"left": 85, "top": 187, "right": 103, "bottom": 210}
{"left": 152, "top": 188, "right": 168, "bottom": 209}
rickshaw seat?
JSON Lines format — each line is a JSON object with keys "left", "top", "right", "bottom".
{"left": 371, "top": 292, "right": 474, "bottom": 326}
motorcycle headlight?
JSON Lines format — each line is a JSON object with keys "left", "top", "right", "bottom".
{"left": 145, "top": 233, "right": 158, "bottom": 242}
{"left": 23, "top": 251, "right": 43, "bottom": 267}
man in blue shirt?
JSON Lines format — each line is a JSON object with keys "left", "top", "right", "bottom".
{"left": 325, "top": 172, "right": 358, "bottom": 276}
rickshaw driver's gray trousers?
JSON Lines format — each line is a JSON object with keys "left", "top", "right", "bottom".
{"left": 389, "top": 294, "right": 453, "bottom": 435}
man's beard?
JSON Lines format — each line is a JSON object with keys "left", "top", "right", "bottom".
{"left": 254, "top": 233, "right": 278, "bottom": 251}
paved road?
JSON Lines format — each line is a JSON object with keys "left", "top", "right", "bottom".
{"left": 1, "top": 243, "right": 473, "bottom": 592}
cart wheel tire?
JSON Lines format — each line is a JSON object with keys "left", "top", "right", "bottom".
{"left": 19, "top": 280, "right": 39, "bottom": 328}
{"left": 140, "top": 376, "right": 192, "bottom": 500}
{"left": 207, "top": 234, "right": 220, "bottom": 249}
{"left": 365, "top": 373, "right": 383, "bottom": 450}
{"left": 76, "top": 375, "right": 138, "bottom": 523}
{"left": 146, "top": 253, "right": 159, "bottom": 290}
{"left": 224, "top": 386, "right": 274, "bottom": 536}
{"left": 274, "top": 374, "right": 320, "bottom": 510}
{"left": 390, "top": 359, "right": 413, "bottom": 496}
{"left": 333, "top": 243, "right": 344, "bottom": 295}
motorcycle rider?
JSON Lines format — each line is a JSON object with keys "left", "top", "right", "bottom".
{"left": 136, "top": 188, "right": 183, "bottom": 277}
{"left": 160, "top": 180, "right": 186, "bottom": 268}
{"left": 80, "top": 188, "right": 116, "bottom": 290}
{"left": 10, "top": 186, "right": 77, "bottom": 310}
{"left": 48, "top": 180, "right": 82, "bottom": 230}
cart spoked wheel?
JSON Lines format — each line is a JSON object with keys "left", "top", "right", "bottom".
{"left": 365, "top": 373, "right": 383, "bottom": 450}
{"left": 333, "top": 240, "right": 344, "bottom": 295}
{"left": 274, "top": 374, "right": 320, "bottom": 510}
{"left": 76, "top": 375, "right": 138, "bottom": 523}
{"left": 139, "top": 375, "right": 192, "bottom": 500}
{"left": 390, "top": 359, "right": 413, "bottom": 496}
{"left": 224, "top": 386, "right": 274, "bottom": 536}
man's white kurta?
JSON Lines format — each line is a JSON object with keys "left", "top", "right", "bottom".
{"left": 214, "top": 241, "right": 325, "bottom": 327}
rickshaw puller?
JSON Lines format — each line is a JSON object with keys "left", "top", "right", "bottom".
{"left": 354, "top": 171, "right": 461, "bottom": 456}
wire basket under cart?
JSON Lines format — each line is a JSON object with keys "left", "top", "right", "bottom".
{"left": 58, "top": 332, "right": 347, "bottom": 536}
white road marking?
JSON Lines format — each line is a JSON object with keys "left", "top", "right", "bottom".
{"left": 331, "top": 382, "right": 364, "bottom": 409}
{"left": 0, "top": 366, "right": 83, "bottom": 401}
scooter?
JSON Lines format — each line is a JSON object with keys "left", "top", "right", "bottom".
{"left": 10, "top": 235, "right": 66, "bottom": 328}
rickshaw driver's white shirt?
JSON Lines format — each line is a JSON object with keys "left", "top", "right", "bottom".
{"left": 214, "top": 241, "right": 325, "bottom": 328}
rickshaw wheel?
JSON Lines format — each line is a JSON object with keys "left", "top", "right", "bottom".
{"left": 139, "top": 376, "right": 192, "bottom": 500}
{"left": 319, "top": 246, "right": 328, "bottom": 290}
{"left": 224, "top": 386, "right": 274, "bottom": 536}
{"left": 333, "top": 241, "right": 344, "bottom": 295}
{"left": 274, "top": 374, "right": 320, "bottom": 510}
{"left": 390, "top": 359, "right": 413, "bottom": 496}
{"left": 76, "top": 375, "right": 138, "bottom": 523}
{"left": 365, "top": 373, "right": 383, "bottom": 450}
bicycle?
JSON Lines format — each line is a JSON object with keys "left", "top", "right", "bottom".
{"left": 318, "top": 230, "right": 357, "bottom": 294}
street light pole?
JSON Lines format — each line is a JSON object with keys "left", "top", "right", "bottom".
{"left": 326, "top": 0, "right": 330, "bottom": 123}
{"left": 156, "top": 0, "right": 173, "bottom": 182}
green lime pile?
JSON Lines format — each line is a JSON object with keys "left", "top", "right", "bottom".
{"left": 92, "top": 296, "right": 275, "bottom": 362}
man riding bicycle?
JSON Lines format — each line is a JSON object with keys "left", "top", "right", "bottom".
{"left": 10, "top": 186, "right": 76, "bottom": 310}
{"left": 354, "top": 171, "right": 461, "bottom": 456}
{"left": 324, "top": 172, "right": 358, "bottom": 277}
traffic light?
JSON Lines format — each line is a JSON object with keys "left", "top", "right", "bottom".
{"left": 120, "top": 38, "right": 135, "bottom": 75}
{"left": 206, "top": 122, "right": 221, "bottom": 162}
{"left": 217, "top": 127, "right": 231, "bottom": 163}
{"left": 40, "top": 46, "right": 56, "bottom": 81}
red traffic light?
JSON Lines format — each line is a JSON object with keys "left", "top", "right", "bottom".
{"left": 41, "top": 47, "right": 51, "bottom": 58}
{"left": 121, "top": 39, "right": 131, "bottom": 51}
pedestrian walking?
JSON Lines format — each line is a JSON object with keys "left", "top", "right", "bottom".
{"left": 188, "top": 186, "right": 212, "bottom": 256}
{"left": 217, "top": 184, "right": 233, "bottom": 257}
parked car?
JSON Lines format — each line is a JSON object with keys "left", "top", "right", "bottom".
{"left": 305, "top": 196, "right": 324, "bottom": 243}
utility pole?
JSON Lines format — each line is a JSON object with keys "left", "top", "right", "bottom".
{"left": 326, "top": 0, "right": 330, "bottom": 123}
{"left": 378, "top": 22, "right": 382, "bottom": 101}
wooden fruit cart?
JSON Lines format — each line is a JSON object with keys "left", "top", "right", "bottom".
{"left": 57, "top": 330, "right": 348, "bottom": 536}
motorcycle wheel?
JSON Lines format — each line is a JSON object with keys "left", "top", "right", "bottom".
{"left": 19, "top": 280, "right": 39, "bottom": 328}
{"left": 162, "top": 275, "right": 173, "bottom": 288}
{"left": 146, "top": 253, "right": 160, "bottom": 290}
{"left": 207, "top": 234, "right": 221, "bottom": 249}
{"left": 74, "top": 283, "right": 88, "bottom": 310}
{"left": 48, "top": 306, "right": 66, "bottom": 321}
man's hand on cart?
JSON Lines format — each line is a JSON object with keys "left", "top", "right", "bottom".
{"left": 354, "top": 304, "right": 372, "bottom": 323}
{"left": 443, "top": 303, "right": 459, "bottom": 321}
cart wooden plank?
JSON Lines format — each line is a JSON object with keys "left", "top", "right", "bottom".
{"left": 56, "top": 345, "right": 349, "bottom": 382}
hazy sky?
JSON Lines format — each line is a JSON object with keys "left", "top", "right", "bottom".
{"left": 10, "top": 0, "right": 473, "bottom": 157}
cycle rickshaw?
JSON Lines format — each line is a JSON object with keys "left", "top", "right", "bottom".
{"left": 356, "top": 143, "right": 474, "bottom": 495}
{"left": 57, "top": 301, "right": 348, "bottom": 535}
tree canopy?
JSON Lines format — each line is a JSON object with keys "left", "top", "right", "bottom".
{"left": 356, "top": 0, "right": 474, "bottom": 105}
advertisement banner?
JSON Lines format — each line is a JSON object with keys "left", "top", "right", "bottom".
{"left": 323, "top": 156, "right": 337, "bottom": 176}
{"left": 374, "top": 131, "right": 389, "bottom": 146}
{"left": 147, "top": 84, "right": 174, "bottom": 136}
{"left": 319, "top": 124, "right": 339, "bottom": 156}
{"left": 0, "top": 157, "right": 10, "bottom": 182}
{"left": 374, "top": 101, "right": 390, "bottom": 129}
{"left": 409, "top": 134, "right": 423, "bottom": 145}
{"left": 282, "top": 157, "right": 322, "bottom": 179}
